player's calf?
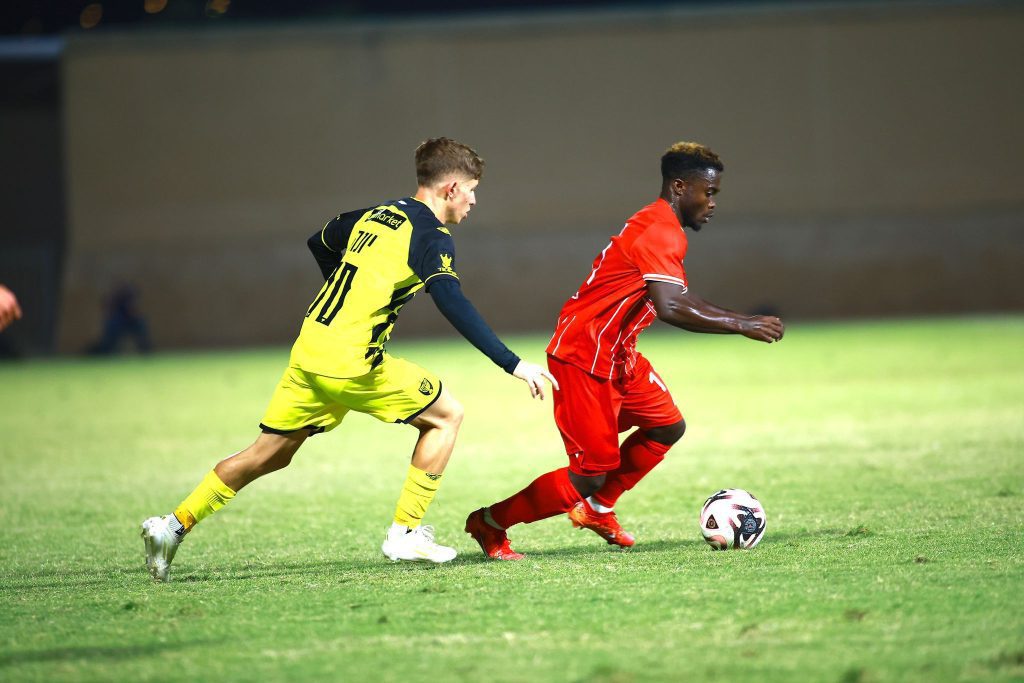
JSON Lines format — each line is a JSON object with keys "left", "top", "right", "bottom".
{"left": 567, "top": 470, "right": 606, "bottom": 499}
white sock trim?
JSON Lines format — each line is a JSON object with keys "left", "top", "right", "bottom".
{"left": 587, "top": 496, "right": 613, "bottom": 513}
{"left": 166, "top": 513, "right": 186, "bottom": 536}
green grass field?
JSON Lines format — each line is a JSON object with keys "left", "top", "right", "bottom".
{"left": 1, "top": 316, "right": 1022, "bottom": 682}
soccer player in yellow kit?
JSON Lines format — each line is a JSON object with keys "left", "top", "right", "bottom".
{"left": 141, "top": 138, "right": 557, "bottom": 580}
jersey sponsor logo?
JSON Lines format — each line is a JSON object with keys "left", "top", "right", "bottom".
{"left": 419, "top": 378, "right": 433, "bottom": 395}
{"left": 367, "top": 207, "right": 407, "bottom": 230}
{"left": 438, "top": 253, "right": 455, "bottom": 275}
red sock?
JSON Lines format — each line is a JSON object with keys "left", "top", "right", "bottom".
{"left": 489, "top": 467, "right": 581, "bottom": 529}
{"left": 592, "top": 432, "right": 671, "bottom": 508}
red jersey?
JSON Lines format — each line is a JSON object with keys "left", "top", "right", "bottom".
{"left": 546, "top": 198, "right": 688, "bottom": 380}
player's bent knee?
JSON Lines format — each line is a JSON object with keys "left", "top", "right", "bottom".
{"left": 445, "top": 396, "right": 465, "bottom": 427}
{"left": 646, "top": 418, "right": 686, "bottom": 446}
{"left": 433, "top": 396, "right": 463, "bottom": 430}
{"left": 412, "top": 391, "right": 463, "bottom": 432}
{"left": 568, "top": 471, "right": 606, "bottom": 498}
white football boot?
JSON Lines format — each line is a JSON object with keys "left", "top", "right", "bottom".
{"left": 141, "top": 515, "right": 183, "bottom": 582}
{"left": 381, "top": 525, "right": 457, "bottom": 563}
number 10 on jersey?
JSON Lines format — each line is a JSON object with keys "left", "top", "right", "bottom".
{"left": 307, "top": 262, "right": 358, "bottom": 326}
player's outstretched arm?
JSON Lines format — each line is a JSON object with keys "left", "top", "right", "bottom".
{"left": 647, "top": 281, "right": 784, "bottom": 343}
{"left": 512, "top": 360, "right": 559, "bottom": 400}
{"left": 0, "top": 285, "right": 22, "bottom": 331}
{"left": 428, "top": 279, "right": 557, "bottom": 399}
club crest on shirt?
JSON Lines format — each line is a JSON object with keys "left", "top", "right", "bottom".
{"left": 437, "top": 253, "right": 455, "bottom": 275}
{"left": 419, "top": 378, "right": 433, "bottom": 395}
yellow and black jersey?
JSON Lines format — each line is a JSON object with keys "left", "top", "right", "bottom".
{"left": 290, "top": 197, "right": 460, "bottom": 378}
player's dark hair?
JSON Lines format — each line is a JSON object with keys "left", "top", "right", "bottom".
{"left": 661, "top": 142, "right": 724, "bottom": 181}
{"left": 415, "top": 137, "right": 485, "bottom": 186}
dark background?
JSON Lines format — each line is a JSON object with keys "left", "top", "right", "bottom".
{"left": 1, "top": 0, "right": 1022, "bottom": 356}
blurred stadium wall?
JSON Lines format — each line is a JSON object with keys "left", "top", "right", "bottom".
{"left": 51, "top": 1, "right": 1024, "bottom": 351}
{"left": 0, "top": 41, "right": 64, "bottom": 356}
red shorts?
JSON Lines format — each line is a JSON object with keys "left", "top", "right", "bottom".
{"left": 548, "top": 354, "right": 683, "bottom": 476}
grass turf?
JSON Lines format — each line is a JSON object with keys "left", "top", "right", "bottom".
{"left": 0, "top": 316, "right": 1022, "bottom": 682}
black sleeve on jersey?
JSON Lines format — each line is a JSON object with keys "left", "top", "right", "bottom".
{"left": 407, "top": 216, "right": 459, "bottom": 286}
{"left": 429, "top": 279, "right": 520, "bottom": 374}
{"left": 307, "top": 208, "right": 367, "bottom": 279}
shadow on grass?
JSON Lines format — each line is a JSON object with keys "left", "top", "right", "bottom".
{"left": 177, "top": 538, "right": 720, "bottom": 575}
{"left": 6, "top": 555, "right": 409, "bottom": 588}
{"left": 6, "top": 527, "right": 867, "bottom": 590}
{"left": 0, "top": 639, "right": 214, "bottom": 667}
{"left": 456, "top": 538, "right": 699, "bottom": 564}
{"left": 7, "top": 533, "right": 814, "bottom": 589}
{"left": 4, "top": 566, "right": 147, "bottom": 591}
{"left": 460, "top": 527, "right": 885, "bottom": 562}
{"left": 133, "top": 542, "right": 693, "bottom": 580}
{"left": 767, "top": 527, "right": 880, "bottom": 542}
{"left": 171, "top": 557, "right": 441, "bottom": 583}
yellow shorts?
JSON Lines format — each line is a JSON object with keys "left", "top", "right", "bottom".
{"left": 259, "top": 354, "right": 442, "bottom": 434}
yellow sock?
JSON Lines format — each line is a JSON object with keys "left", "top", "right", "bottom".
{"left": 173, "top": 470, "right": 236, "bottom": 531}
{"left": 393, "top": 465, "right": 443, "bottom": 528}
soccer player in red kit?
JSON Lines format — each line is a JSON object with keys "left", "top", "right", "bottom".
{"left": 465, "top": 141, "right": 785, "bottom": 559}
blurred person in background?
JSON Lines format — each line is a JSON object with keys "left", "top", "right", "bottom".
{"left": 0, "top": 284, "right": 21, "bottom": 332}
{"left": 141, "top": 137, "right": 556, "bottom": 581}
{"left": 87, "top": 283, "right": 152, "bottom": 354}
{"left": 466, "top": 141, "right": 784, "bottom": 560}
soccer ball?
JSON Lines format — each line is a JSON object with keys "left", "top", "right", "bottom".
{"left": 699, "top": 489, "right": 766, "bottom": 550}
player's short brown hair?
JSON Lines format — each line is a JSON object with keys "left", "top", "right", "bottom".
{"left": 661, "top": 141, "right": 724, "bottom": 181}
{"left": 415, "top": 138, "right": 484, "bottom": 186}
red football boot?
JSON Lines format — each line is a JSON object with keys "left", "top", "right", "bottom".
{"left": 568, "top": 500, "right": 635, "bottom": 548}
{"left": 464, "top": 508, "right": 524, "bottom": 561}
